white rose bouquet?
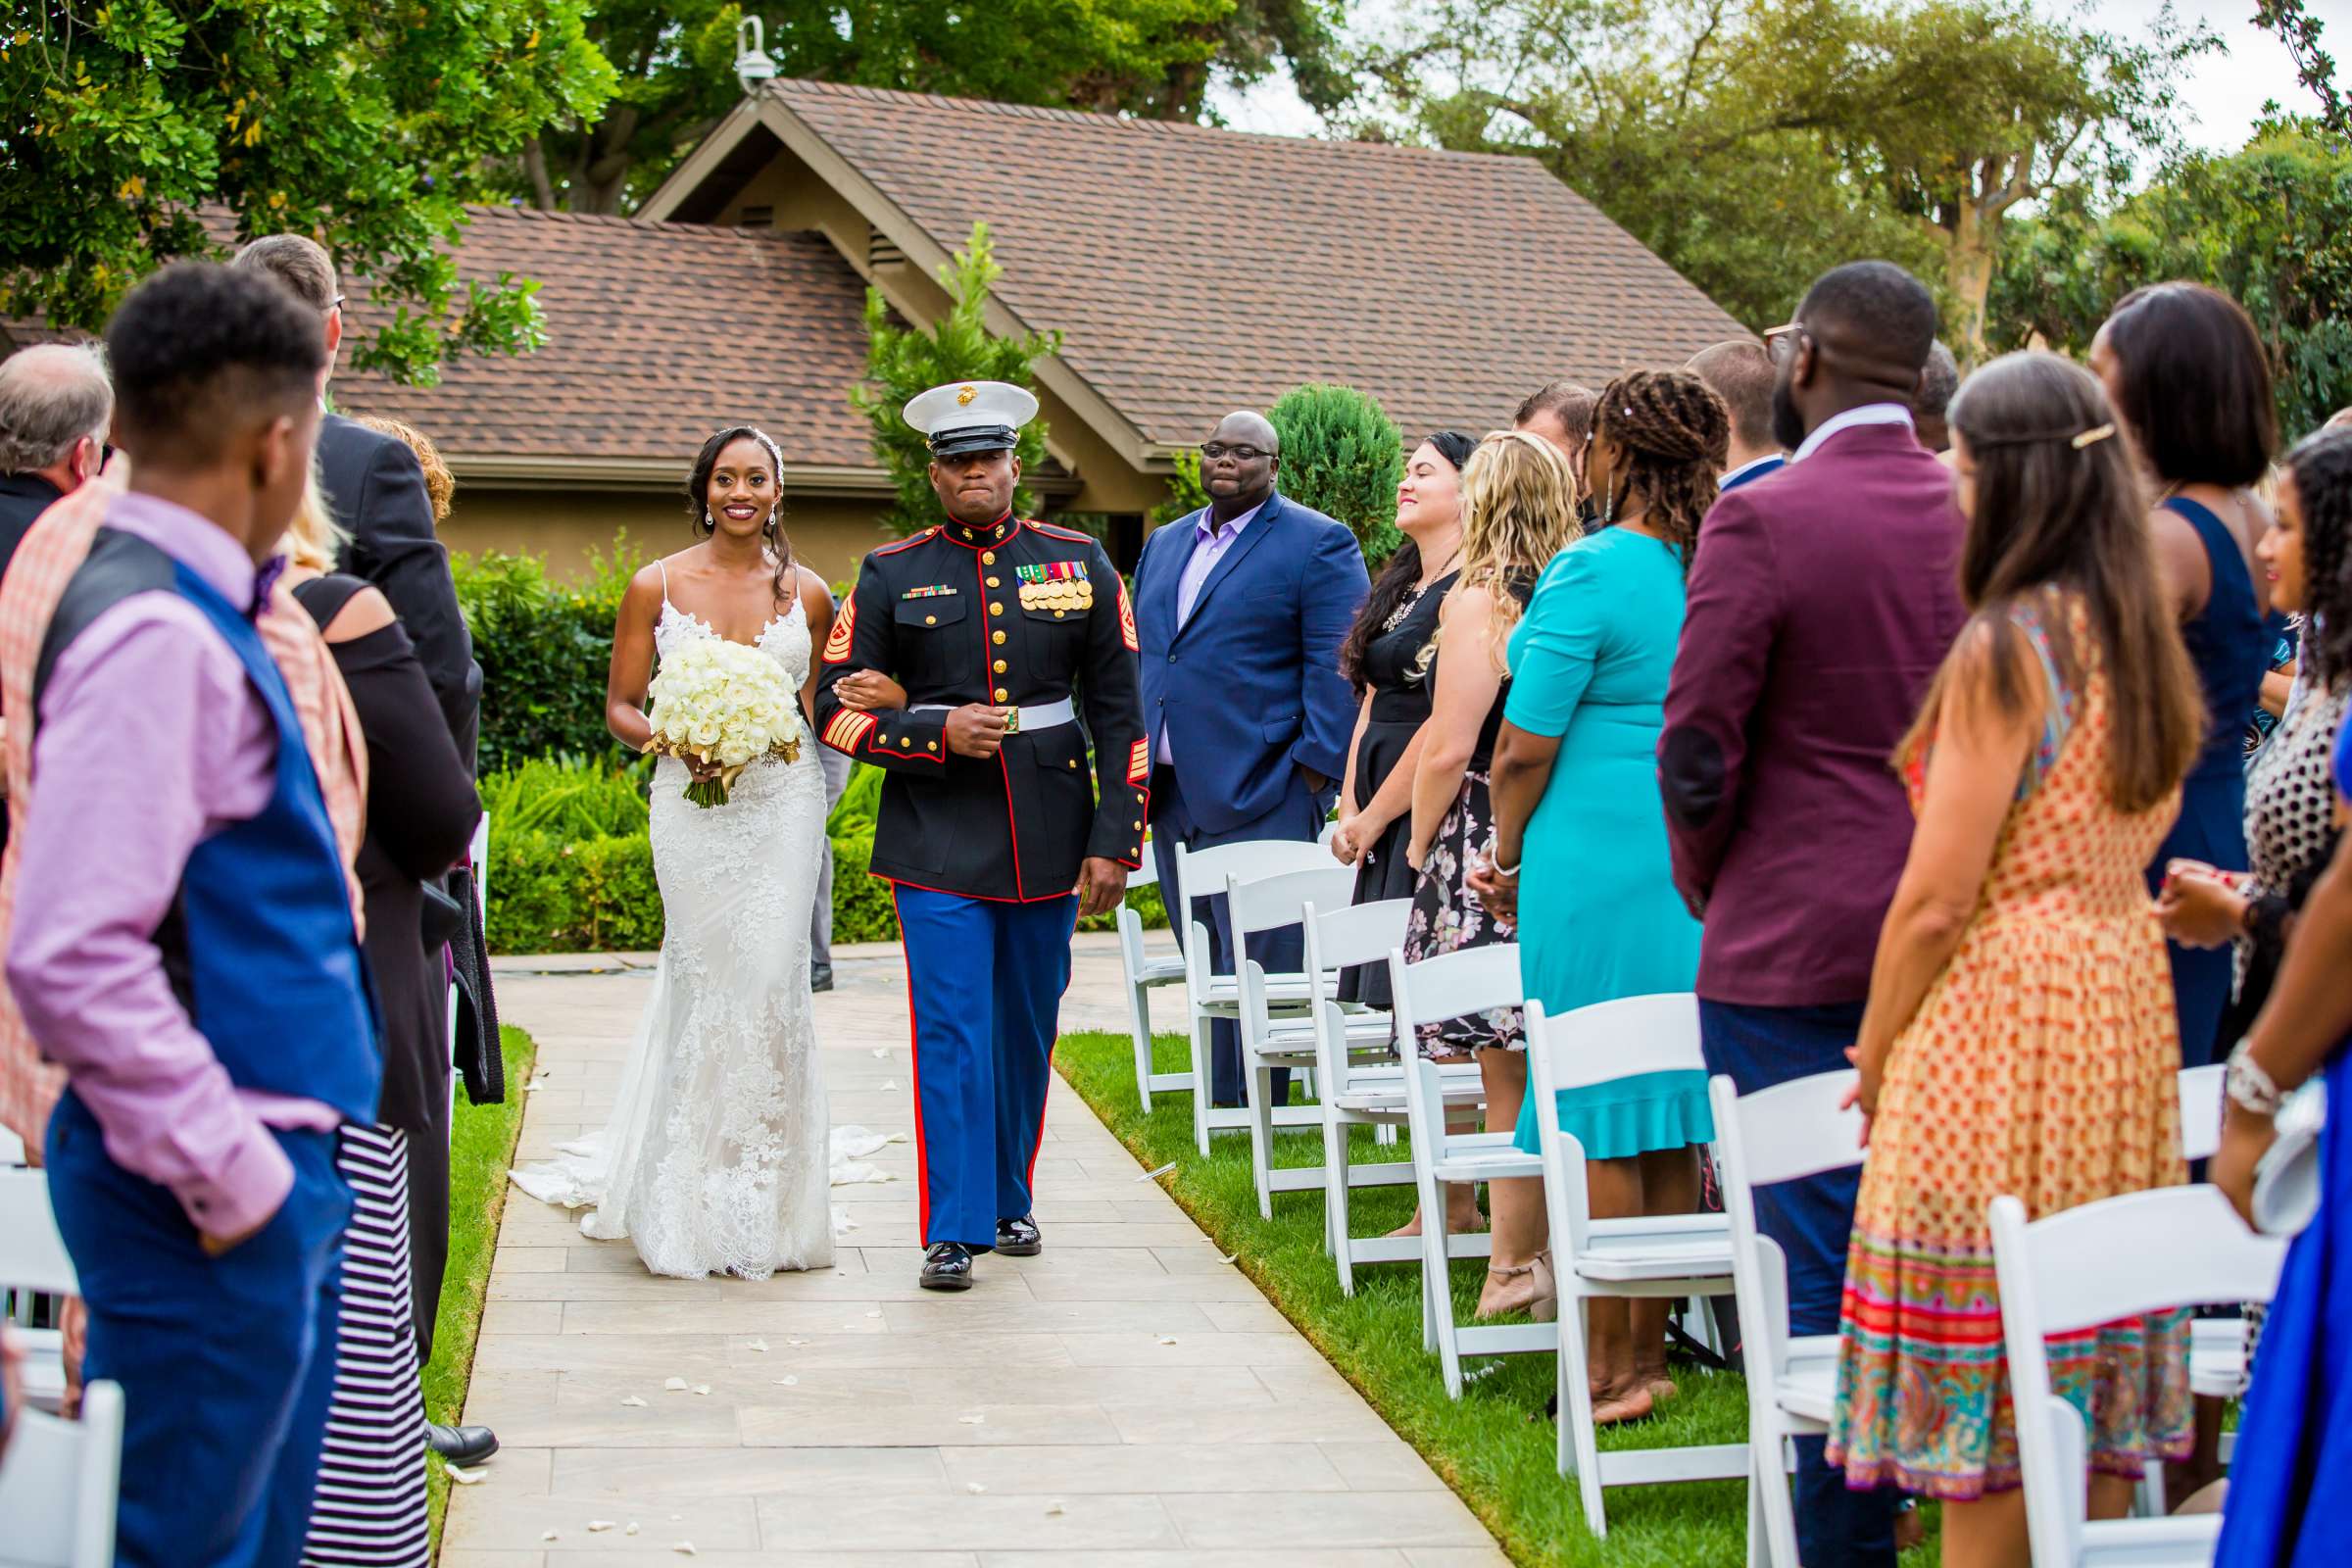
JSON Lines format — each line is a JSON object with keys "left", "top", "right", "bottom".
{"left": 642, "top": 638, "right": 805, "bottom": 807}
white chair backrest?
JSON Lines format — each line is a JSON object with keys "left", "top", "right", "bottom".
{"left": 1709, "top": 1070, "right": 1861, "bottom": 1393}
{"left": 1525, "top": 993, "right": 1702, "bottom": 1094}
{"left": 1168, "top": 836, "right": 1334, "bottom": 922}
{"left": 1303, "top": 899, "right": 1413, "bottom": 976}
{"left": 1722, "top": 1069, "right": 1867, "bottom": 1189}
{"left": 1227, "top": 865, "right": 1361, "bottom": 942}
{"left": 1992, "top": 1185, "right": 2284, "bottom": 1566}
{"left": 1387, "top": 944, "right": 1524, "bottom": 1039}
{"left": 0, "top": 1123, "right": 23, "bottom": 1166}
{"left": 0, "top": 1169, "right": 76, "bottom": 1297}
{"left": 0, "top": 1379, "right": 122, "bottom": 1567}
{"left": 1303, "top": 900, "right": 1411, "bottom": 1095}
{"left": 1127, "top": 851, "right": 1159, "bottom": 892}
{"left": 1524, "top": 997, "right": 1699, "bottom": 1258}
{"left": 1992, "top": 1186, "right": 2286, "bottom": 1341}
{"left": 467, "top": 811, "right": 491, "bottom": 921}
{"left": 2178, "top": 1063, "right": 2225, "bottom": 1162}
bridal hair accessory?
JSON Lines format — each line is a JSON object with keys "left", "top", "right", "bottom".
{"left": 2070, "top": 422, "right": 2117, "bottom": 450}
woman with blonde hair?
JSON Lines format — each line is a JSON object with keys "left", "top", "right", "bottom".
{"left": 1402, "top": 427, "right": 1582, "bottom": 1319}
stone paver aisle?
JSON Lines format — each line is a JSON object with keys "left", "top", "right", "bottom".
{"left": 442, "top": 933, "right": 1507, "bottom": 1567}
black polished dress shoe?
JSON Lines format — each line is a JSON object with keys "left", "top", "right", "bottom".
{"left": 994, "top": 1214, "right": 1042, "bottom": 1256}
{"left": 809, "top": 962, "right": 834, "bottom": 993}
{"left": 919, "top": 1241, "right": 974, "bottom": 1291}
{"left": 427, "top": 1422, "right": 499, "bottom": 1464}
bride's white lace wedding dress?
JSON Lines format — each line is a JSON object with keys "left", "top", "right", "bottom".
{"left": 512, "top": 586, "right": 873, "bottom": 1279}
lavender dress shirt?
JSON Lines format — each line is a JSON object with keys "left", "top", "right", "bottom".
{"left": 1156, "top": 500, "right": 1265, "bottom": 764}
{"left": 7, "top": 493, "right": 339, "bottom": 1240}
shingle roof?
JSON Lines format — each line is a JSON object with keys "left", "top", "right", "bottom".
{"left": 333, "top": 206, "right": 878, "bottom": 468}
{"left": 765, "top": 77, "right": 1748, "bottom": 447}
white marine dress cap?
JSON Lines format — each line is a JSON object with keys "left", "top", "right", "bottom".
{"left": 904, "top": 380, "right": 1040, "bottom": 458}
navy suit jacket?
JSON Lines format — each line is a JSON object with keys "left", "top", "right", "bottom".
{"left": 1134, "top": 491, "right": 1367, "bottom": 836}
{"left": 1719, "top": 454, "right": 1787, "bottom": 493}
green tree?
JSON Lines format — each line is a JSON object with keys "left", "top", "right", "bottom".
{"left": 1, "top": 0, "right": 616, "bottom": 384}
{"left": 1364, "top": 0, "right": 2200, "bottom": 351}
{"left": 504, "top": 0, "right": 1356, "bottom": 215}
{"left": 1265, "top": 383, "right": 1405, "bottom": 563}
{"left": 1989, "top": 124, "right": 2352, "bottom": 440}
{"left": 850, "top": 222, "right": 1061, "bottom": 535}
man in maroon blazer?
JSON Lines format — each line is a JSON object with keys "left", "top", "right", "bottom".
{"left": 1658, "top": 261, "right": 1965, "bottom": 1568}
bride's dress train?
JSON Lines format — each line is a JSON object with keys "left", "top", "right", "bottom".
{"left": 510, "top": 591, "right": 892, "bottom": 1280}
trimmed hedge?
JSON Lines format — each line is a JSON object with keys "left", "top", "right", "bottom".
{"left": 480, "top": 754, "right": 1168, "bottom": 955}
{"left": 455, "top": 544, "right": 641, "bottom": 775}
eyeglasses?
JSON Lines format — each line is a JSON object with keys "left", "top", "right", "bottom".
{"left": 1763, "top": 320, "right": 1807, "bottom": 363}
{"left": 1200, "top": 443, "right": 1271, "bottom": 463}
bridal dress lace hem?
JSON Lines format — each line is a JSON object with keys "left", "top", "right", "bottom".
{"left": 510, "top": 590, "right": 885, "bottom": 1281}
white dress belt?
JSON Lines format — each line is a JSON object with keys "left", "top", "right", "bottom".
{"left": 907, "top": 698, "right": 1076, "bottom": 734}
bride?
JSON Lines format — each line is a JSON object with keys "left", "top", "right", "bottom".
{"left": 512, "top": 426, "right": 858, "bottom": 1279}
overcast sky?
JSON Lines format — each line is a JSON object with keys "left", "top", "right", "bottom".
{"left": 1207, "top": 0, "right": 2348, "bottom": 156}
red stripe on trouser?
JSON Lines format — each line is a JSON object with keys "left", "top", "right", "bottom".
{"left": 888, "top": 884, "right": 933, "bottom": 1247}
{"left": 1022, "top": 895, "right": 1083, "bottom": 1193}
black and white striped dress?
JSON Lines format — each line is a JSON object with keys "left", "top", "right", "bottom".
{"left": 303, "top": 1123, "right": 430, "bottom": 1566}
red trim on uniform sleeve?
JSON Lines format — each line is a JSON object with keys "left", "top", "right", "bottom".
{"left": 1126, "top": 737, "right": 1150, "bottom": 784}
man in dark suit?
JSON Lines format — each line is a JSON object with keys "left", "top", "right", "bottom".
{"left": 1687, "top": 339, "right": 1786, "bottom": 492}
{"left": 1659, "top": 262, "right": 1964, "bottom": 1568}
{"left": 231, "top": 236, "right": 481, "bottom": 764}
{"left": 232, "top": 234, "right": 495, "bottom": 1466}
{"left": 1135, "top": 412, "right": 1367, "bottom": 1108}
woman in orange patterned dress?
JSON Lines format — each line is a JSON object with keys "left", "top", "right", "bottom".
{"left": 1827, "top": 353, "right": 2209, "bottom": 1568}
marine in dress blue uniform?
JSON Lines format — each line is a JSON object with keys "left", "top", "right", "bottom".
{"left": 814, "top": 381, "right": 1146, "bottom": 1290}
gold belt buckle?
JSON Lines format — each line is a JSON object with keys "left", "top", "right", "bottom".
{"left": 1001, "top": 704, "right": 1021, "bottom": 735}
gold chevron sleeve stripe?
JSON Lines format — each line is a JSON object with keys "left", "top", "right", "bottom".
{"left": 822, "top": 596, "right": 856, "bottom": 662}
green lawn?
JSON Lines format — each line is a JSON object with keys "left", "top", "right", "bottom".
{"left": 1053, "top": 1029, "right": 1939, "bottom": 1568}
{"left": 421, "top": 1025, "right": 538, "bottom": 1554}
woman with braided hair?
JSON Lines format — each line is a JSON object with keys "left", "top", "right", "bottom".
{"left": 1469, "top": 368, "right": 1729, "bottom": 1422}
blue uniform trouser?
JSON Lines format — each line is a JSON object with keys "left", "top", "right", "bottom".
{"left": 1150, "top": 764, "right": 1330, "bottom": 1107}
{"left": 1699, "top": 1000, "right": 1896, "bottom": 1568}
{"left": 46, "top": 1090, "right": 349, "bottom": 1568}
{"left": 893, "top": 885, "right": 1079, "bottom": 1249}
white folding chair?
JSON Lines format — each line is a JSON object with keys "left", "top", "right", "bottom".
{"left": 1304, "top": 901, "right": 1485, "bottom": 1292}
{"left": 1709, "top": 1069, "right": 1865, "bottom": 1568}
{"left": 1115, "top": 851, "right": 1190, "bottom": 1112}
{"left": 1391, "top": 943, "right": 1553, "bottom": 1395}
{"left": 2179, "top": 1063, "right": 2225, "bottom": 1161}
{"left": 0, "top": 1378, "right": 122, "bottom": 1568}
{"left": 1229, "top": 867, "right": 1383, "bottom": 1217}
{"left": 1168, "top": 836, "right": 1343, "bottom": 1155}
{"left": 1525, "top": 995, "right": 1741, "bottom": 1534}
{"left": 0, "top": 1168, "right": 75, "bottom": 1417}
{"left": 1991, "top": 1186, "right": 2287, "bottom": 1568}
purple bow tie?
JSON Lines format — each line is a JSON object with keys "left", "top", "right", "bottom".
{"left": 250, "top": 555, "right": 288, "bottom": 620}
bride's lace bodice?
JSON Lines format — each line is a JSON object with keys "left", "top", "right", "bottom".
{"left": 653, "top": 587, "right": 810, "bottom": 684}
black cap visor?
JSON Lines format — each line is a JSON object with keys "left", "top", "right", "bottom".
{"left": 928, "top": 424, "right": 1019, "bottom": 459}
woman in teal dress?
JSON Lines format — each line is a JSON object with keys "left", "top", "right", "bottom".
{"left": 1471, "top": 368, "right": 1727, "bottom": 1425}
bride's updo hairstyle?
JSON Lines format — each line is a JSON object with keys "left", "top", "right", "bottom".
{"left": 687, "top": 424, "right": 794, "bottom": 606}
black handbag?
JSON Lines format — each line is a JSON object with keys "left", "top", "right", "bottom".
{"left": 419, "top": 875, "right": 466, "bottom": 951}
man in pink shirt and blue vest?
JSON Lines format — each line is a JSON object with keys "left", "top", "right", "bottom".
{"left": 7, "top": 264, "right": 378, "bottom": 1567}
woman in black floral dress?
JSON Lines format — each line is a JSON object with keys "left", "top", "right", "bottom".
{"left": 1402, "top": 429, "right": 1583, "bottom": 1317}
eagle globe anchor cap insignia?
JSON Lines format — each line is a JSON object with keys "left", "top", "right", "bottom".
{"left": 905, "top": 380, "right": 1040, "bottom": 459}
